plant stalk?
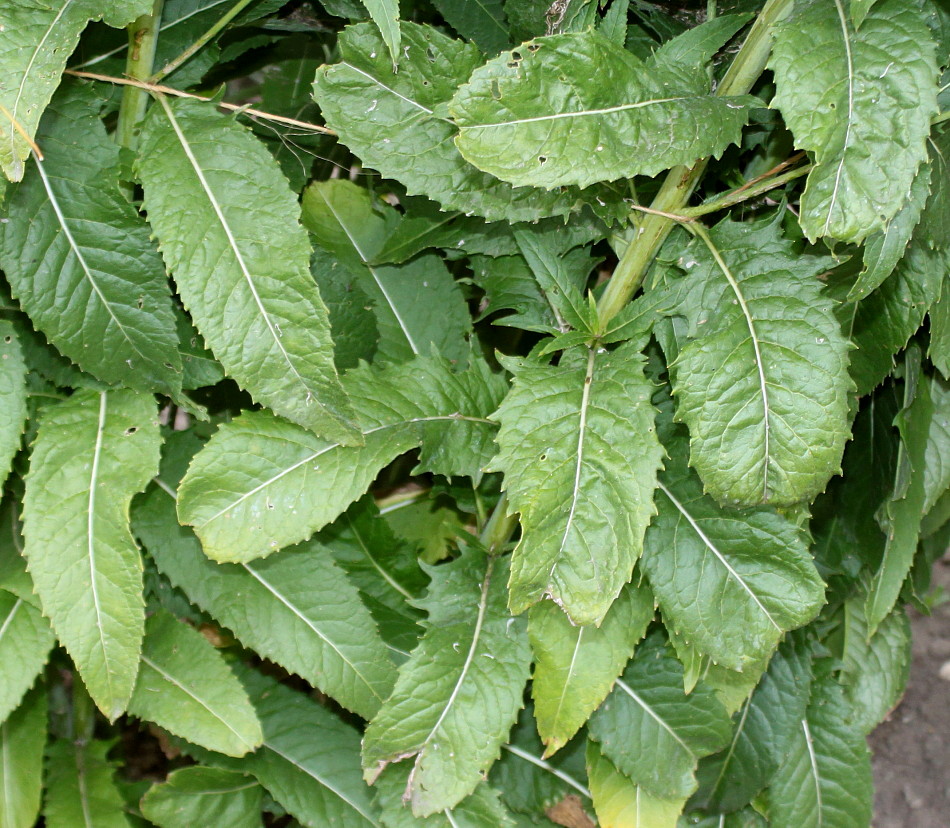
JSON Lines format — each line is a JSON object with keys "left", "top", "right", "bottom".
{"left": 595, "top": 0, "right": 796, "bottom": 326}
{"left": 682, "top": 161, "right": 812, "bottom": 218}
{"left": 479, "top": 491, "right": 519, "bottom": 556}
{"left": 115, "top": 0, "right": 165, "bottom": 152}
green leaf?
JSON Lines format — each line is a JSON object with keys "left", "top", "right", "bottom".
{"left": 431, "top": 0, "right": 509, "bottom": 53}
{"left": 128, "top": 610, "right": 262, "bottom": 756}
{"left": 839, "top": 595, "right": 910, "bottom": 735}
{"left": 0, "top": 0, "right": 149, "bottom": 181}
{"left": 141, "top": 767, "right": 263, "bottom": 828}
{"left": 474, "top": 254, "right": 561, "bottom": 333}
{"left": 44, "top": 738, "right": 131, "bottom": 828}
{"left": 588, "top": 633, "right": 732, "bottom": 801}
{"left": 313, "top": 22, "right": 607, "bottom": 223}
{"left": 851, "top": 0, "right": 882, "bottom": 28}
{"left": 641, "top": 427, "right": 825, "bottom": 670}
{"left": 177, "top": 354, "right": 505, "bottom": 562}
{"left": 866, "top": 356, "right": 934, "bottom": 632}
{"left": 693, "top": 632, "right": 814, "bottom": 813}
{"left": 0, "top": 321, "right": 27, "bottom": 491}
{"left": 228, "top": 666, "right": 382, "bottom": 828}
{"left": 490, "top": 344, "right": 663, "bottom": 624}
{"left": 0, "top": 589, "right": 54, "bottom": 725}
{"left": 362, "top": 548, "right": 532, "bottom": 816}
{"left": 667, "top": 219, "right": 852, "bottom": 507}
{"left": 766, "top": 674, "right": 872, "bottom": 828}
{"left": 376, "top": 763, "right": 515, "bottom": 828}
{"left": 586, "top": 742, "right": 685, "bottom": 828}
{"left": 0, "top": 684, "right": 46, "bottom": 828}
{"left": 302, "top": 180, "right": 471, "bottom": 364}
{"left": 0, "top": 85, "right": 183, "bottom": 395}
{"left": 769, "top": 0, "right": 939, "bottom": 242}
{"left": 361, "top": 0, "right": 400, "bottom": 64}
{"left": 135, "top": 434, "right": 398, "bottom": 720}
{"left": 529, "top": 580, "right": 654, "bottom": 755}
{"left": 136, "top": 97, "right": 358, "bottom": 444}
{"left": 651, "top": 14, "right": 751, "bottom": 70}
{"left": 22, "top": 389, "right": 161, "bottom": 720}
{"left": 449, "top": 30, "right": 755, "bottom": 190}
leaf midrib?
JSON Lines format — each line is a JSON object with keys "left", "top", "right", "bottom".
{"left": 460, "top": 96, "right": 685, "bottom": 130}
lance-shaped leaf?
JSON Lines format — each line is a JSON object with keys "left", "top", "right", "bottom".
{"left": 141, "top": 767, "right": 263, "bottom": 828}
{"left": 0, "top": 589, "right": 54, "bottom": 725}
{"left": 0, "top": 85, "right": 183, "bottom": 395}
{"left": 44, "top": 738, "right": 131, "bottom": 828}
{"left": 22, "top": 389, "right": 160, "bottom": 719}
{"left": 362, "top": 549, "right": 532, "bottom": 816}
{"left": 0, "top": 685, "right": 46, "bottom": 828}
{"left": 361, "top": 0, "right": 400, "bottom": 63}
{"left": 128, "top": 610, "right": 262, "bottom": 757}
{"left": 0, "top": 0, "right": 149, "bottom": 180}
{"left": 225, "top": 667, "right": 382, "bottom": 828}
{"left": 490, "top": 344, "right": 663, "bottom": 624}
{"left": 449, "top": 30, "right": 755, "bottom": 190}
{"left": 586, "top": 742, "right": 686, "bottom": 828}
{"left": 530, "top": 580, "right": 654, "bottom": 756}
{"left": 693, "top": 632, "right": 814, "bottom": 814}
{"left": 588, "top": 633, "right": 732, "bottom": 801}
{"left": 769, "top": 0, "right": 938, "bottom": 242}
{"left": 313, "top": 22, "right": 610, "bottom": 223}
{"left": 766, "top": 674, "right": 872, "bottom": 828}
{"left": 0, "top": 321, "right": 26, "bottom": 494}
{"left": 178, "top": 354, "right": 505, "bottom": 561}
{"left": 136, "top": 97, "right": 358, "bottom": 444}
{"left": 641, "top": 427, "right": 824, "bottom": 670}
{"left": 667, "top": 219, "right": 851, "bottom": 507}
{"left": 135, "top": 433, "right": 398, "bottom": 720}
{"left": 302, "top": 180, "right": 471, "bottom": 364}
{"left": 375, "top": 763, "right": 515, "bottom": 828}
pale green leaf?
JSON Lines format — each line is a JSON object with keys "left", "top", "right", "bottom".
{"left": 302, "top": 180, "right": 471, "bottom": 364}
{"left": 22, "top": 389, "right": 161, "bottom": 719}
{"left": 450, "top": 30, "right": 755, "bottom": 190}
{"left": 0, "top": 589, "right": 54, "bottom": 725}
{"left": 766, "top": 674, "right": 872, "bottom": 828}
{"left": 641, "top": 426, "right": 825, "bottom": 670}
{"left": 839, "top": 595, "right": 910, "bottom": 735}
{"left": 490, "top": 344, "right": 663, "bottom": 624}
{"left": 0, "top": 685, "right": 46, "bottom": 828}
{"left": 667, "top": 219, "right": 852, "bottom": 507}
{"left": 313, "top": 22, "right": 614, "bottom": 223}
{"left": 44, "top": 738, "right": 131, "bottom": 828}
{"left": 0, "top": 501, "right": 34, "bottom": 606}
{"left": 177, "top": 354, "right": 505, "bottom": 562}
{"left": 128, "top": 610, "right": 262, "bottom": 756}
{"left": 0, "top": 322, "right": 26, "bottom": 491}
{"left": 136, "top": 97, "right": 358, "bottom": 443}
{"left": 362, "top": 549, "right": 532, "bottom": 816}
{"left": 0, "top": 0, "right": 149, "bottom": 180}
{"left": 141, "top": 767, "right": 263, "bottom": 828}
{"left": 431, "top": 0, "right": 509, "bottom": 53}
{"left": 530, "top": 581, "right": 654, "bottom": 755}
{"left": 693, "top": 632, "right": 814, "bottom": 813}
{"left": 586, "top": 742, "right": 685, "bottom": 828}
{"left": 135, "top": 433, "right": 398, "bottom": 720}
{"left": 376, "top": 763, "right": 515, "bottom": 828}
{"left": 588, "top": 633, "right": 732, "bottom": 801}
{"left": 770, "top": 0, "right": 939, "bottom": 242}
{"left": 361, "top": 0, "right": 400, "bottom": 64}
{"left": 0, "top": 85, "right": 183, "bottom": 395}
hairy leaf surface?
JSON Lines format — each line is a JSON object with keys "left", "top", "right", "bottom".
{"left": 178, "top": 355, "right": 505, "bottom": 561}
{"left": 136, "top": 97, "right": 358, "bottom": 443}
{"left": 141, "top": 767, "right": 263, "bottom": 828}
{"left": 451, "top": 30, "right": 755, "bottom": 189}
{"left": 770, "top": 0, "right": 938, "bottom": 242}
{"left": 0, "top": 685, "right": 45, "bottom": 828}
{"left": 667, "top": 220, "right": 851, "bottom": 507}
{"left": 362, "top": 549, "right": 532, "bottom": 816}
{"left": 491, "top": 344, "right": 663, "bottom": 624}
{"left": 0, "top": 86, "right": 182, "bottom": 394}
{"left": 22, "top": 389, "right": 160, "bottom": 719}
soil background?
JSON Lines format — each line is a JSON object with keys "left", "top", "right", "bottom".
{"left": 870, "top": 552, "right": 950, "bottom": 827}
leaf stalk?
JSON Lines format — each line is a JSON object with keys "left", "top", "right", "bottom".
{"left": 115, "top": 0, "right": 165, "bottom": 152}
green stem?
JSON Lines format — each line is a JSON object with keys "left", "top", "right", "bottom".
{"left": 933, "top": 110, "right": 950, "bottom": 127}
{"left": 150, "top": 0, "right": 256, "bottom": 83}
{"left": 595, "top": 0, "right": 796, "bottom": 326}
{"left": 115, "top": 0, "right": 165, "bottom": 152}
{"left": 71, "top": 675, "right": 96, "bottom": 745}
{"left": 479, "top": 491, "right": 518, "bottom": 556}
{"left": 682, "top": 162, "right": 812, "bottom": 218}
